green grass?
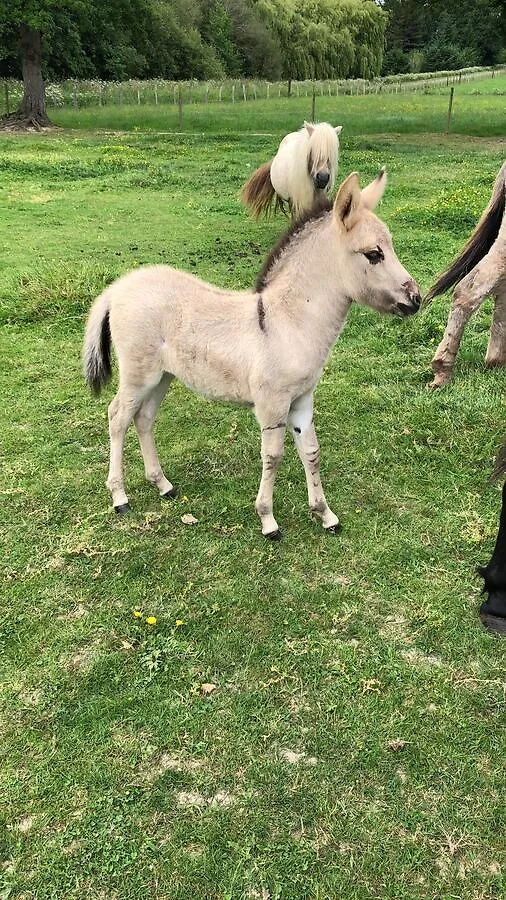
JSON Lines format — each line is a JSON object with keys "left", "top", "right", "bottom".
{"left": 49, "top": 74, "right": 506, "bottom": 138}
{"left": 0, "top": 95, "right": 505, "bottom": 899}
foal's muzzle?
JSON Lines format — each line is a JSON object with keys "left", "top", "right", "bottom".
{"left": 315, "top": 170, "right": 330, "bottom": 189}
{"left": 395, "top": 279, "right": 422, "bottom": 317}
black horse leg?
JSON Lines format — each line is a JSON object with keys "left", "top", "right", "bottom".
{"left": 479, "top": 482, "right": 506, "bottom": 634}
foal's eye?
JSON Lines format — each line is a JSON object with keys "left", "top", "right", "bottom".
{"left": 363, "top": 247, "right": 384, "bottom": 265}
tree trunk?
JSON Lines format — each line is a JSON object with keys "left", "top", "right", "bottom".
{"left": 0, "top": 24, "right": 52, "bottom": 129}
{"left": 19, "top": 25, "right": 51, "bottom": 124}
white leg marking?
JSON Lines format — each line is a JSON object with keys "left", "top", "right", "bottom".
{"left": 288, "top": 392, "right": 339, "bottom": 530}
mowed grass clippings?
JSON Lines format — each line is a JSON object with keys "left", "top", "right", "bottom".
{"left": 0, "top": 96, "right": 505, "bottom": 900}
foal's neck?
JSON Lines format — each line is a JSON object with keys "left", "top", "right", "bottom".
{"left": 262, "top": 215, "right": 351, "bottom": 334}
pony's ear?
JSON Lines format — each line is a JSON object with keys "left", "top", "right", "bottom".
{"left": 361, "top": 167, "right": 387, "bottom": 211}
{"left": 334, "top": 172, "right": 362, "bottom": 230}
{"left": 304, "top": 121, "right": 315, "bottom": 136}
{"left": 334, "top": 125, "right": 343, "bottom": 136}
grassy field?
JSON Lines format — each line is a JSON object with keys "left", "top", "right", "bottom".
{"left": 0, "top": 89, "right": 505, "bottom": 899}
{"left": 49, "top": 74, "right": 506, "bottom": 138}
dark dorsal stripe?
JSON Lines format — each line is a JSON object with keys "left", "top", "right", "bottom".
{"left": 255, "top": 200, "right": 332, "bottom": 294}
{"left": 257, "top": 294, "right": 266, "bottom": 332}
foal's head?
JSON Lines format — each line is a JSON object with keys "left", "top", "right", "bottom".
{"left": 305, "top": 121, "right": 342, "bottom": 192}
{"left": 334, "top": 169, "right": 421, "bottom": 317}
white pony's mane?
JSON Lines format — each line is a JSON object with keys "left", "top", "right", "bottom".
{"left": 305, "top": 122, "right": 339, "bottom": 175}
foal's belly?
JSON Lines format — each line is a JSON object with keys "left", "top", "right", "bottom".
{"left": 161, "top": 344, "right": 253, "bottom": 407}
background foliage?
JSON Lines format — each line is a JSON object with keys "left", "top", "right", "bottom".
{"left": 381, "top": 0, "right": 506, "bottom": 75}
{"left": 0, "top": 0, "right": 387, "bottom": 82}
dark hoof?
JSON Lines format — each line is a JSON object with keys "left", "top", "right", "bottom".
{"left": 480, "top": 612, "right": 506, "bottom": 636}
{"left": 114, "top": 502, "right": 131, "bottom": 515}
{"left": 325, "top": 522, "right": 342, "bottom": 534}
{"left": 265, "top": 529, "right": 282, "bottom": 541}
{"left": 161, "top": 487, "right": 178, "bottom": 500}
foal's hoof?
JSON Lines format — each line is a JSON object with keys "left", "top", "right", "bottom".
{"left": 114, "top": 502, "right": 131, "bottom": 515}
{"left": 265, "top": 529, "right": 282, "bottom": 541}
{"left": 325, "top": 522, "right": 342, "bottom": 534}
{"left": 480, "top": 611, "right": 506, "bottom": 636}
{"left": 161, "top": 487, "right": 178, "bottom": 500}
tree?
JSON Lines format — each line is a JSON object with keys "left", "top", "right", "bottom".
{"left": 0, "top": 1, "right": 78, "bottom": 128}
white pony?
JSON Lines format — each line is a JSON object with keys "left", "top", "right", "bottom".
{"left": 240, "top": 121, "right": 342, "bottom": 222}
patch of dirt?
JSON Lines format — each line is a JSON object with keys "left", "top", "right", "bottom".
{"left": 14, "top": 816, "right": 34, "bottom": 833}
{"left": 57, "top": 603, "right": 88, "bottom": 621}
{"left": 18, "top": 688, "right": 43, "bottom": 707}
{"left": 176, "top": 789, "right": 236, "bottom": 809}
{"left": 401, "top": 648, "right": 442, "bottom": 667}
{"left": 279, "top": 748, "right": 317, "bottom": 766}
{"left": 137, "top": 752, "right": 202, "bottom": 783}
{"left": 62, "top": 645, "right": 101, "bottom": 672}
{"left": 380, "top": 613, "right": 412, "bottom": 643}
{"left": 176, "top": 790, "right": 207, "bottom": 808}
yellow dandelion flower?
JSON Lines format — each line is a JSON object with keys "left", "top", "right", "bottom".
{"left": 146, "top": 616, "right": 157, "bottom": 626}
{"left": 133, "top": 609, "right": 142, "bottom": 618}
{"left": 182, "top": 496, "right": 189, "bottom": 503}
{"left": 175, "top": 619, "right": 184, "bottom": 628}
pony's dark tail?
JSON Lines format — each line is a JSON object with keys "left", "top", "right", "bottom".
{"left": 240, "top": 159, "right": 284, "bottom": 219}
{"left": 83, "top": 290, "right": 112, "bottom": 395}
{"left": 425, "top": 161, "right": 506, "bottom": 303}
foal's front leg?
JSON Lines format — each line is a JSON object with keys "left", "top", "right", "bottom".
{"left": 289, "top": 392, "right": 340, "bottom": 532}
{"left": 254, "top": 408, "right": 288, "bottom": 540}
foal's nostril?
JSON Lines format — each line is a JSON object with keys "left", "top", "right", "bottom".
{"left": 403, "top": 280, "right": 422, "bottom": 308}
{"left": 315, "top": 171, "right": 330, "bottom": 189}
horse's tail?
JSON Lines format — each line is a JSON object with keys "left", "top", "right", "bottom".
{"left": 83, "top": 289, "right": 112, "bottom": 396}
{"left": 425, "top": 161, "right": 506, "bottom": 302}
{"left": 240, "top": 160, "right": 278, "bottom": 219}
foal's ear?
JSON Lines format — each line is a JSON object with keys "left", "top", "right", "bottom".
{"left": 334, "top": 172, "right": 362, "bottom": 230}
{"left": 360, "top": 166, "right": 387, "bottom": 211}
{"left": 334, "top": 125, "right": 343, "bottom": 136}
{"left": 304, "top": 121, "right": 315, "bottom": 136}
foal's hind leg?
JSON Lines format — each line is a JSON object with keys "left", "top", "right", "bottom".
{"left": 288, "top": 391, "right": 340, "bottom": 533}
{"left": 134, "top": 373, "right": 176, "bottom": 499}
{"left": 107, "top": 385, "right": 147, "bottom": 512}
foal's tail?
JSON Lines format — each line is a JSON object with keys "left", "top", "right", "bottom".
{"left": 240, "top": 159, "right": 282, "bottom": 219}
{"left": 83, "top": 290, "right": 112, "bottom": 395}
{"left": 425, "top": 161, "right": 506, "bottom": 302}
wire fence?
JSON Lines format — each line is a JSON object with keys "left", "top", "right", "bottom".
{"left": 1, "top": 65, "right": 504, "bottom": 114}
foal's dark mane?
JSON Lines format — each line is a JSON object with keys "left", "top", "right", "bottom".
{"left": 425, "top": 175, "right": 506, "bottom": 302}
{"left": 255, "top": 199, "right": 332, "bottom": 293}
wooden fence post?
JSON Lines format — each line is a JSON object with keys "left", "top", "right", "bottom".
{"left": 4, "top": 81, "right": 9, "bottom": 115}
{"left": 446, "top": 86, "right": 454, "bottom": 133}
{"left": 178, "top": 85, "right": 183, "bottom": 128}
{"left": 311, "top": 81, "right": 316, "bottom": 121}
